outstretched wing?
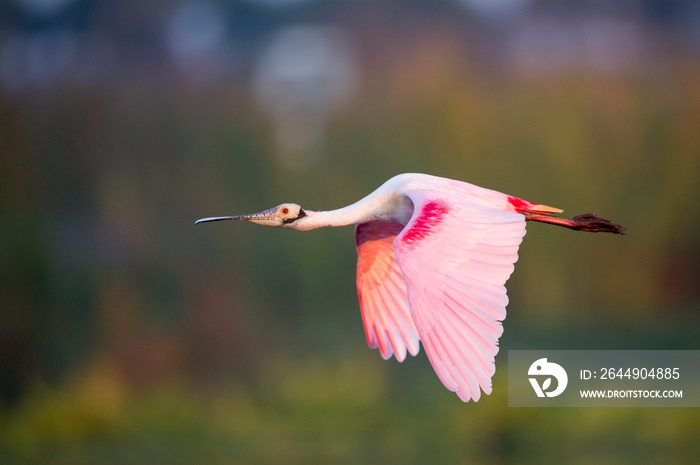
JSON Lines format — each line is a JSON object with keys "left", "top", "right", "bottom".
{"left": 393, "top": 188, "right": 527, "bottom": 402}
{"left": 355, "top": 221, "right": 420, "bottom": 362}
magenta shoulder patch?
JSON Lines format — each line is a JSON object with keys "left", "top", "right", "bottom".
{"left": 400, "top": 200, "right": 451, "bottom": 248}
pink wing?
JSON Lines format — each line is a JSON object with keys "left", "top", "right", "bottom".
{"left": 355, "top": 221, "right": 420, "bottom": 362}
{"left": 393, "top": 188, "right": 527, "bottom": 402}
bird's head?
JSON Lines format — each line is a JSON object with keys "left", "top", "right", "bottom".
{"left": 195, "top": 203, "right": 308, "bottom": 229}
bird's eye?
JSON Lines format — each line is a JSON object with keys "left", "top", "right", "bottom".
{"left": 281, "top": 208, "right": 289, "bottom": 215}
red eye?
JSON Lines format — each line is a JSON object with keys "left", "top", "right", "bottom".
{"left": 282, "top": 208, "right": 289, "bottom": 214}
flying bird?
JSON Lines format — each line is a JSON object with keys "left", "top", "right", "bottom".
{"left": 196, "top": 173, "right": 624, "bottom": 402}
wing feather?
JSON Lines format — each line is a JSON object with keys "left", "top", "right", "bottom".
{"left": 355, "top": 221, "right": 420, "bottom": 362}
{"left": 393, "top": 187, "right": 526, "bottom": 402}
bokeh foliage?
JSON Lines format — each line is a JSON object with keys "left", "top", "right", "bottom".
{"left": 1, "top": 3, "right": 700, "bottom": 463}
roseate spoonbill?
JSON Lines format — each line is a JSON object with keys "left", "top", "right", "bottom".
{"left": 196, "top": 173, "right": 624, "bottom": 402}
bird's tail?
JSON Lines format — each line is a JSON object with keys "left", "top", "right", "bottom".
{"left": 507, "top": 195, "right": 625, "bottom": 234}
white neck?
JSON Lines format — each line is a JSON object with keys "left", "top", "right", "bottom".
{"left": 290, "top": 190, "right": 413, "bottom": 231}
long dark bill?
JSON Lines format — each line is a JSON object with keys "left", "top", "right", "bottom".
{"left": 195, "top": 207, "right": 278, "bottom": 225}
{"left": 195, "top": 216, "right": 245, "bottom": 225}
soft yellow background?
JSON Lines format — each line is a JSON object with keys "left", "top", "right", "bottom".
{"left": 1, "top": 1, "right": 699, "bottom": 463}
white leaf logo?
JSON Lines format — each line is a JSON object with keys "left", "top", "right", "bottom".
{"left": 542, "top": 378, "right": 551, "bottom": 391}
{"left": 528, "top": 358, "right": 569, "bottom": 398}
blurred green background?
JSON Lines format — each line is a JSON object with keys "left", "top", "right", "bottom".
{"left": 1, "top": 0, "right": 699, "bottom": 463}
